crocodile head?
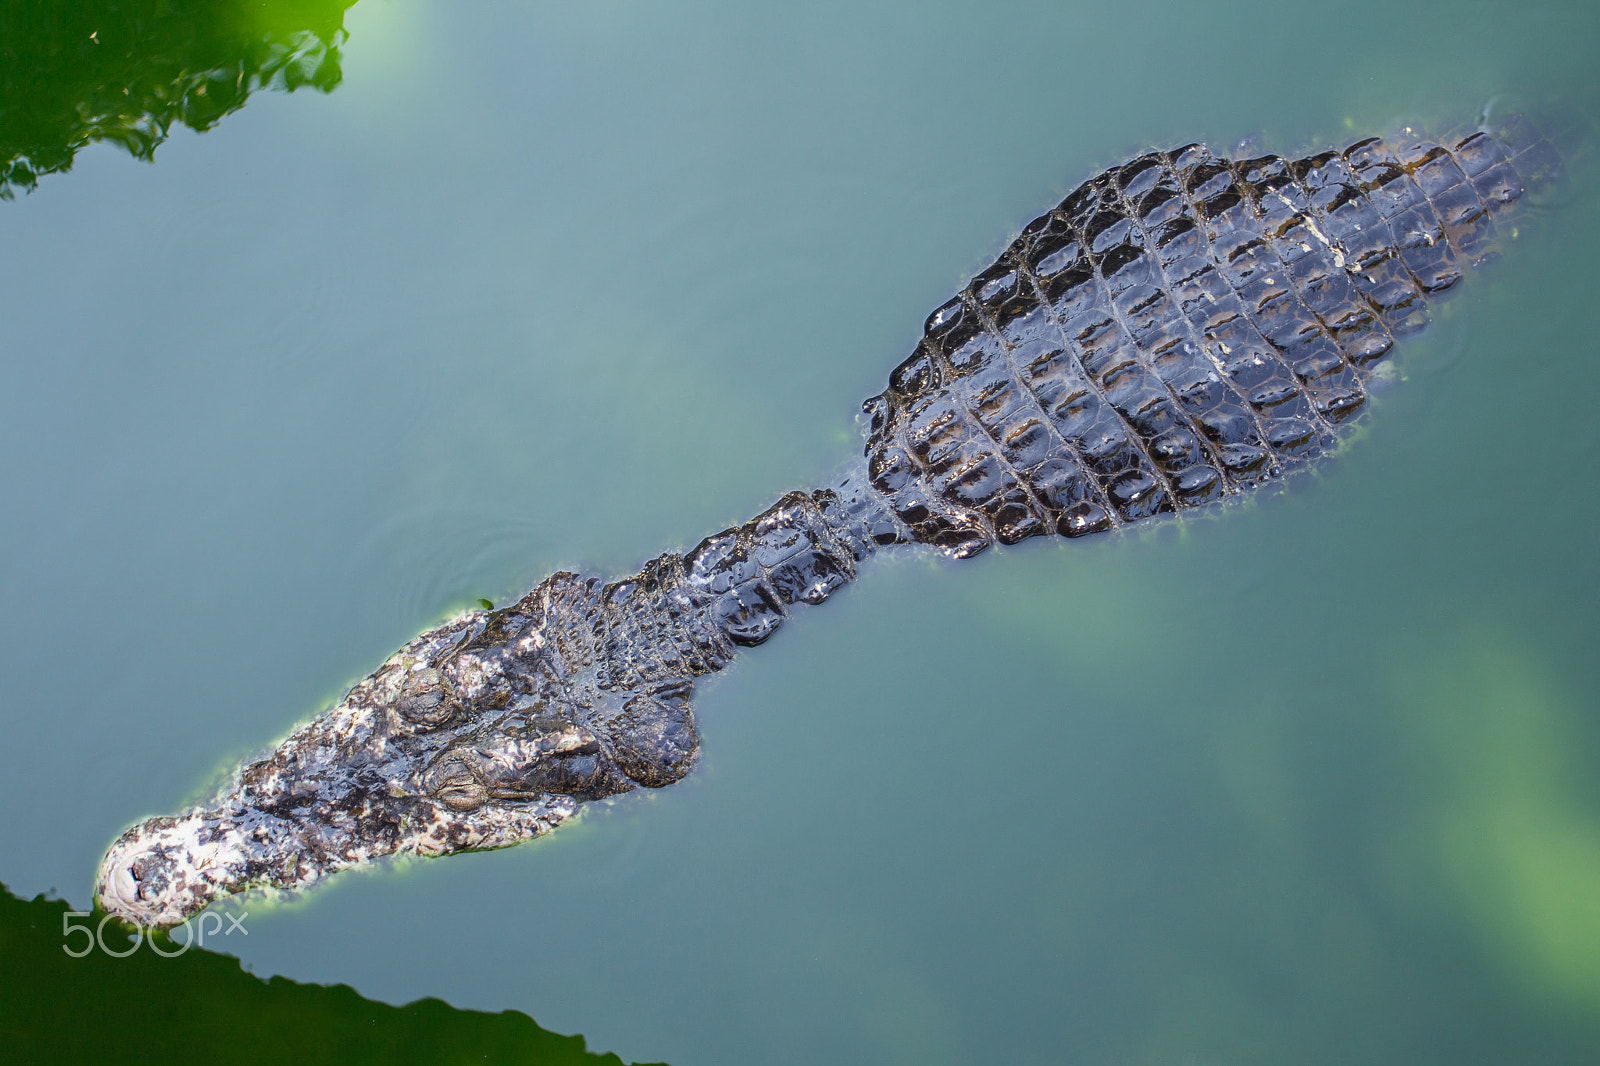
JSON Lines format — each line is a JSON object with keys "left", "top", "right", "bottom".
{"left": 97, "top": 589, "right": 695, "bottom": 927}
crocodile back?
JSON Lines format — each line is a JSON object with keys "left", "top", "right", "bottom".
{"left": 860, "top": 115, "right": 1561, "bottom": 558}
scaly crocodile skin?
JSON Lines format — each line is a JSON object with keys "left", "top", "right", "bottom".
{"left": 859, "top": 115, "right": 1558, "bottom": 557}
{"left": 97, "top": 114, "right": 1562, "bottom": 926}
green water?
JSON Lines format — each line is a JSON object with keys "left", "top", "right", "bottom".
{"left": 3, "top": 1, "right": 1599, "bottom": 1062}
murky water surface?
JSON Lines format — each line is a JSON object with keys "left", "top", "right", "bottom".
{"left": 3, "top": 1, "right": 1599, "bottom": 1062}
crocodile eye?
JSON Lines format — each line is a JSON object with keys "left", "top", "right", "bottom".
{"left": 396, "top": 668, "right": 461, "bottom": 730}
{"left": 435, "top": 776, "right": 488, "bottom": 811}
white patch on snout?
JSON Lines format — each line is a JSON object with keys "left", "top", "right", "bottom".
{"left": 97, "top": 814, "right": 256, "bottom": 927}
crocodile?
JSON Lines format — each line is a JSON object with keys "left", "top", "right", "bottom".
{"left": 98, "top": 113, "right": 1563, "bottom": 927}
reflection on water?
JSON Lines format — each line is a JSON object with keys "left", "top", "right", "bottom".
{"left": 0, "top": 879, "right": 665, "bottom": 1065}
{"left": 0, "top": 0, "right": 356, "bottom": 197}
{"left": 1386, "top": 625, "right": 1600, "bottom": 1011}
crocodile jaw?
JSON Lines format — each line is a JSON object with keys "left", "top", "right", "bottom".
{"left": 97, "top": 808, "right": 293, "bottom": 927}
{"left": 94, "top": 597, "right": 647, "bottom": 926}
{"left": 96, "top": 788, "right": 581, "bottom": 927}
{"left": 94, "top": 695, "right": 584, "bottom": 926}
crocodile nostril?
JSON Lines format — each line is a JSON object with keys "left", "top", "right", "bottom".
{"left": 113, "top": 865, "right": 138, "bottom": 904}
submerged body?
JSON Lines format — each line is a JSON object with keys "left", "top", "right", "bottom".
{"left": 99, "top": 114, "right": 1560, "bottom": 926}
